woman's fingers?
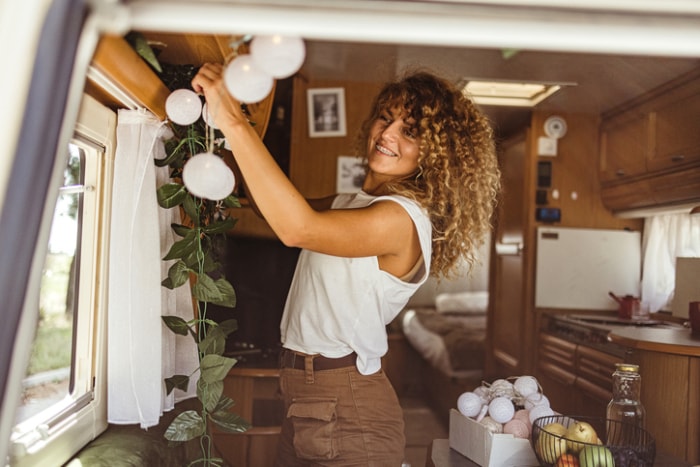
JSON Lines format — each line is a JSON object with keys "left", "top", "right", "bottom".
{"left": 191, "top": 62, "right": 223, "bottom": 94}
{"left": 191, "top": 62, "right": 247, "bottom": 129}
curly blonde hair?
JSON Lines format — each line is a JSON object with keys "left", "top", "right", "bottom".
{"left": 355, "top": 70, "right": 501, "bottom": 278}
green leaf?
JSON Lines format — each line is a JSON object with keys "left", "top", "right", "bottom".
{"left": 218, "top": 319, "right": 239, "bottom": 337}
{"left": 200, "top": 354, "right": 237, "bottom": 384}
{"left": 164, "top": 410, "right": 205, "bottom": 442}
{"left": 171, "top": 223, "right": 192, "bottom": 237}
{"left": 197, "top": 378, "right": 224, "bottom": 413}
{"left": 213, "top": 395, "right": 235, "bottom": 413}
{"left": 205, "top": 278, "right": 236, "bottom": 308}
{"left": 223, "top": 195, "right": 241, "bottom": 209}
{"left": 162, "top": 315, "right": 191, "bottom": 336}
{"left": 182, "top": 195, "right": 200, "bottom": 227}
{"left": 157, "top": 183, "right": 188, "bottom": 208}
{"left": 198, "top": 325, "right": 227, "bottom": 356}
{"left": 165, "top": 374, "right": 190, "bottom": 395}
{"left": 167, "top": 260, "right": 191, "bottom": 289}
{"left": 161, "top": 276, "right": 174, "bottom": 289}
{"left": 192, "top": 272, "right": 223, "bottom": 303}
{"left": 203, "top": 217, "right": 236, "bottom": 235}
{"left": 163, "top": 229, "right": 198, "bottom": 261}
{"left": 125, "top": 31, "right": 163, "bottom": 73}
{"left": 160, "top": 138, "right": 189, "bottom": 168}
{"left": 209, "top": 410, "right": 250, "bottom": 434}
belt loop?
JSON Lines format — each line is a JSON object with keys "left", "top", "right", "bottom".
{"left": 304, "top": 354, "right": 315, "bottom": 384}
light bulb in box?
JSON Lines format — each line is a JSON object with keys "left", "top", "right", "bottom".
{"left": 224, "top": 54, "right": 274, "bottom": 104}
{"left": 488, "top": 396, "right": 515, "bottom": 424}
{"left": 514, "top": 375, "right": 539, "bottom": 398}
{"left": 182, "top": 152, "right": 235, "bottom": 201}
{"left": 165, "top": 89, "right": 202, "bottom": 126}
{"left": 250, "top": 35, "right": 306, "bottom": 79}
{"left": 457, "top": 392, "right": 484, "bottom": 418}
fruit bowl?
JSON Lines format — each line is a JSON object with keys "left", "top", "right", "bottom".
{"left": 531, "top": 415, "right": 655, "bottom": 467}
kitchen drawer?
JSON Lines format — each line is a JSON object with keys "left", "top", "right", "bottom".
{"left": 538, "top": 333, "right": 577, "bottom": 386}
{"left": 575, "top": 345, "right": 619, "bottom": 402}
{"left": 538, "top": 333, "right": 576, "bottom": 372}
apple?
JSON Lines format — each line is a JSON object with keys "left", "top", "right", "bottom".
{"left": 566, "top": 420, "right": 598, "bottom": 453}
{"left": 536, "top": 422, "right": 568, "bottom": 464}
{"left": 579, "top": 445, "right": 615, "bottom": 467}
{"left": 556, "top": 453, "right": 580, "bottom": 467}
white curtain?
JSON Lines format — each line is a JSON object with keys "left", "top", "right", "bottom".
{"left": 641, "top": 212, "right": 700, "bottom": 313}
{"left": 108, "top": 109, "right": 198, "bottom": 428}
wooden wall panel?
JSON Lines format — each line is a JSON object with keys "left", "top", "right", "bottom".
{"left": 289, "top": 78, "right": 382, "bottom": 198}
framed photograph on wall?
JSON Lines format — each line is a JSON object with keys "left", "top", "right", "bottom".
{"left": 307, "top": 87, "right": 347, "bottom": 137}
{"left": 336, "top": 155, "right": 365, "bottom": 193}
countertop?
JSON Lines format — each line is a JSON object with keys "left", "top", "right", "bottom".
{"left": 608, "top": 326, "right": 700, "bottom": 356}
{"left": 426, "top": 439, "right": 693, "bottom": 467}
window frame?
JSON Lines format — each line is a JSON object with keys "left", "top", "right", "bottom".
{"left": 8, "top": 94, "right": 115, "bottom": 467}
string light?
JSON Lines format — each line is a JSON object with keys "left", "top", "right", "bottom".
{"left": 171, "top": 34, "right": 306, "bottom": 199}
{"left": 165, "top": 89, "right": 202, "bottom": 125}
{"left": 223, "top": 54, "right": 274, "bottom": 104}
{"left": 182, "top": 152, "right": 235, "bottom": 201}
{"left": 250, "top": 35, "right": 306, "bottom": 79}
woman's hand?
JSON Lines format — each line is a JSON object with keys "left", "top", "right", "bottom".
{"left": 191, "top": 62, "right": 247, "bottom": 131}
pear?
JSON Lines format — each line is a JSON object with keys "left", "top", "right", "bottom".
{"left": 536, "top": 422, "right": 568, "bottom": 464}
{"left": 566, "top": 420, "right": 598, "bottom": 453}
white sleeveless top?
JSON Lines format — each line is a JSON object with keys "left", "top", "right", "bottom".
{"left": 279, "top": 191, "right": 432, "bottom": 375}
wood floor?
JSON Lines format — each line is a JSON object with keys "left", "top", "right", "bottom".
{"left": 401, "top": 396, "right": 448, "bottom": 467}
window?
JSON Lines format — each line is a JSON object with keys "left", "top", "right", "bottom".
{"left": 14, "top": 144, "right": 85, "bottom": 425}
{"left": 9, "top": 95, "right": 114, "bottom": 466}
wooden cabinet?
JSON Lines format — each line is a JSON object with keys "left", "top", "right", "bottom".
{"left": 628, "top": 349, "right": 700, "bottom": 464}
{"left": 536, "top": 333, "right": 577, "bottom": 413}
{"left": 536, "top": 332, "right": 619, "bottom": 419}
{"left": 649, "top": 83, "right": 700, "bottom": 172}
{"left": 213, "top": 367, "right": 283, "bottom": 467}
{"left": 599, "top": 109, "right": 650, "bottom": 181}
{"left": 600, "top": 67, "right": 700, "bottom": 212}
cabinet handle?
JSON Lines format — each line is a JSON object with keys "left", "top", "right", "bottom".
{"left": 670, "top": 154, "right": 685, "bottom": 163}
{"left": 615, "top": 169, "right": 626, "bottom": 177}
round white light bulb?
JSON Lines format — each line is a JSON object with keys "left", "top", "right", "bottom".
{"left": 223, "top": 54, "right": 274, "bottom": 104}
{"left": 514, "top": 375, "right": 539, "bottom": 398}
{"left": 250, "top": 35, "right": 306, "bottom": 79}
{"left": 182, "top": 152, "right": 235, "bottom": 201}
{"left": 457, "top": 392, "right": 484, "bottom": 418}
{"left": 488, "top": 396, "right": 515, "bottom": 424}
{"left": 202, "top": 103, "right": 218, "bottom": 129}
{"left": 165, "top": 89, "right": 202, "bottom": 126}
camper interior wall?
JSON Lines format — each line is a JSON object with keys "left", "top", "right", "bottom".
{"left": 2, "top": 1, "right": 700, "bottom": 466}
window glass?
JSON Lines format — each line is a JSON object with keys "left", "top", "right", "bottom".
{"left": 15, "top": 144, "right": 85, "bottom": 424}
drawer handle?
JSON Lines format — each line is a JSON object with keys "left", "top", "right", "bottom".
{"left": 670, "top": 154, "right": 685, "bottom": 163}
{"left": 615, "top": 169, "right": 626, "bottom": 177}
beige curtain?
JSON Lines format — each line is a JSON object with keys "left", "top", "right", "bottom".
{"left": 108, "top": 109, "right": 197, "bottom": 428}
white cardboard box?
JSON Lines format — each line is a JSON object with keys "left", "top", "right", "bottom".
{"left": 448, "top": 409, "right": 539, "bottom": 467}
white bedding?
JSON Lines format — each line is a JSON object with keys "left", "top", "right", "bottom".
{"left": 401, "top": 308, "right": 485, "bottom": 379}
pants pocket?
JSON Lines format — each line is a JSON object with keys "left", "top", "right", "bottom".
{"left": 286, "top": 397, "right": 339, "bottom": 461}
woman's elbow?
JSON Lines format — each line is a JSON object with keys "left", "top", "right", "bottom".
{"left": 273, "top": 226, "right": 308, "bottom": 249}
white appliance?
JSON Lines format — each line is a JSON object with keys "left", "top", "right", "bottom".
{"left": 535, "top": 227, "right": 641, "bottom": 310}
{"left": 672, "top": 257, "right": 700, "bottom": 318}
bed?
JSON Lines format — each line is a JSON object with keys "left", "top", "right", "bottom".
{"left": 397, "top": 248, "right": 490, "bottom": 424}
{"left": 401, "top": 291, "right": 488, "bottom": 379}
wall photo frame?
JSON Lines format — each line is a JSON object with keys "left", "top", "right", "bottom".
{"left": 307, "top": 87, "right": 347, "bottom": 137}
{"left": 336, "top": 155, "right": 365, "bottom": 193}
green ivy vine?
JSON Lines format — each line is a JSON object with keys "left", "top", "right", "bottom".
{"left": 146, "top": 53, "right": 250, "bottom": 465}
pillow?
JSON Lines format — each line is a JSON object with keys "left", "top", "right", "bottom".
{"left": 435, "top": 291, "right": 488, "bottom": 314}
